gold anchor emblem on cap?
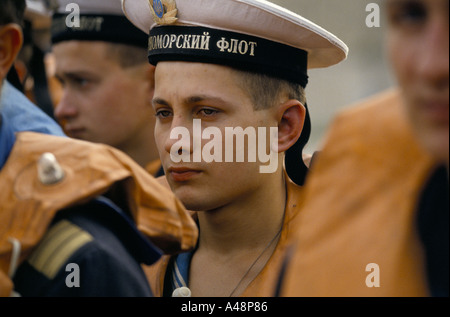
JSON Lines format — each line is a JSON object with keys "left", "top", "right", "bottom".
{"left": 149, "top": 0, "right": 178, "bottom": 25}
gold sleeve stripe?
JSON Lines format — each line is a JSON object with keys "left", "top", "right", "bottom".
{"left": 28, "top": 220, "right": 93, "bottom": 279}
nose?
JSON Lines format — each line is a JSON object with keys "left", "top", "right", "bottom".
{"left": 163, "top": 116, "right": 194, "bottom": 159}
{"left": 54, "top": 91, "right": 78, "bottom": 122}
{"left": 416, "top": 17, "right": 449, "bottom": 90}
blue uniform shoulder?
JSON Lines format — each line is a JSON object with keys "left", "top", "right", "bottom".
{"left": 12, "top": 197, "right": 161, "bottom": 297}
{"left": 0, "top": 81, "right": 66, "bottom": 169}
{"left": 0, "top": 81, "right": 65, "bottom": 137}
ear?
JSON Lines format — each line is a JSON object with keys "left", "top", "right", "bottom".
{"left": 276, "top": 100, "right": 306, "bottom": 153}
{"left": 0, "top": 24, "right": 23, "bottom": 82}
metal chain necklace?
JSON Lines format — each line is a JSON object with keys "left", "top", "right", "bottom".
{"left": 228, "top": 225, "right": 283, "bottom": 297}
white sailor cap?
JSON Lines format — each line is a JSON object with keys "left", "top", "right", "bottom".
{"left": 122, "top": 0, "right": 348, "bottom": 87}
{"left": 51, "top": 0, "right": 148, "bottom": 48}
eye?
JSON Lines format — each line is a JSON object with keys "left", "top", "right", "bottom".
{"left": 388, "top": 0, "right": 427, "bottom": 28}
{"left": 74, "top": 78, "right": 90, "bottom": 88}
{"left": 198, "top": 108, "right": 219, "bottom": 117}
{"left": 68, "top": 76, "right": 92, "bottom": 89}
{"left": 155, "top": 109, "right": 173, "bottom": 119}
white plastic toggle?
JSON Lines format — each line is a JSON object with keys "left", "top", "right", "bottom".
{"left": 37, "top": 152, "right": 65, "bottom": 185}
{"left": 172, "top": 287, "right": 192, "bottom": 297}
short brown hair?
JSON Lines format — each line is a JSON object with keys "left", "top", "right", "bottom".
{"left": 105, "top": 42, "right": 148, "bottom": 68}
{"left": 234, "top": 69, "right": 311, "bottom": 168}
{"left": 234, "top": 70, "right": 307, "bottom": 110}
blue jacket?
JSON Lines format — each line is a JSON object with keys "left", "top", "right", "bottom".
{"left": 0, "top": 80, "right": 65, "bottom": 169}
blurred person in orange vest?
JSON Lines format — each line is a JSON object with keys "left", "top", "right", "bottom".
{"left": 279, "top": 0, "right": 448, "bottom": 297}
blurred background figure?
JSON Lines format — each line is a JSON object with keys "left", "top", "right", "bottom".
{"left": 50, "top": 0, "right": 162, "bottom": 175}
{"left": 386, "top": 0, "right": 449, "bottom": 165}
{"left": 11, "top": 0, "right": 60, "bottom": 120}
{"left": 385, "top": 0, "right": 448, "bottom": 297}
{"left": 279, "top": 0, "right": 448, "bottom": 297}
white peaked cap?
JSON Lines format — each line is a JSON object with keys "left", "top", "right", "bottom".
{"left": 122, "top": 0, "right": 349, "bottom": 70}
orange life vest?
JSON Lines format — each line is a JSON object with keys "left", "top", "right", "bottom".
{"left": 0, "top": 132, "right": 198, "bottom": 297}
{"left": 281, "top": 89, "right": 435, "bottom": 297}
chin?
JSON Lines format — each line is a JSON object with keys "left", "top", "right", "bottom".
{"left": 419, "top": 128, "right": 449, "bottom": 165}
{"left": 182, "top": 199, "right": 213, "bottom": 212}
{"left": 179, "top": 192, "right": 228, "bottom": 213}
{"left": 171, "top": 187, "right": 207, "bottom": 211}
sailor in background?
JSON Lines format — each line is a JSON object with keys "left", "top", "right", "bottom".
{"left": 8, "top": 0, "right": 59, "bottom": 120}
{"left": 51, "top": 0, "right": 163, "bottom": 175}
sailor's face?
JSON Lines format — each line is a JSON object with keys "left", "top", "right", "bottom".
{"left": 153, "top": 61, "right": 277, "bottom": 211}
{"left": 387, "top": 0, "right": 449, "bottom": 164}
{"left": 52, "top": 41, "right": 154, "bottom": 150}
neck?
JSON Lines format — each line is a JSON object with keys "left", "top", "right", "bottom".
{"left": 197, "top": 171, "right": 287, "bottom": 255}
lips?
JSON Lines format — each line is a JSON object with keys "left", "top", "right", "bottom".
{"left": 168, "top": 167, "right": 202, "bottom": 182}
{"left": 65, "top": 127, "right": 86, "bottom": 138}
